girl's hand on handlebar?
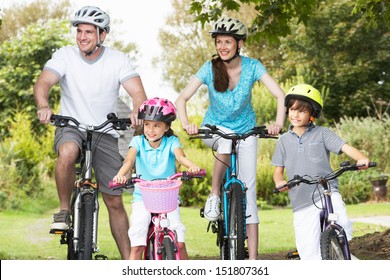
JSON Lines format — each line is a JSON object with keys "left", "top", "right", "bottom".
{"left": 112, "top": 174, "right": 127, "bottom": 185}
{"left": 187, "top": 165, "right": 201, "bottom": 174}
{"left": 183, "top": 124, "right": 199, "bottom": 135}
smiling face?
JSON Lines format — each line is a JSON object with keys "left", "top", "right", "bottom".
{"left": 214, "top": 34, "right": 243, "bottom": 61}
{"left": 288, "top": 100, "right": 313, "bottom": 129}
{"left": 75, "top": 23, "right": 106, "bottom": 57}
{"left": 143, "top": 120, "right": 169, "bottom": 143}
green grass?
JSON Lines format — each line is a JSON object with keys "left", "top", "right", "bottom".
{"left": 0, "top": 195, "right": 388, "bottom": 260}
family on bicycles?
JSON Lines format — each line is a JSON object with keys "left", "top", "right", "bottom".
{"left": 34, "top": 5, "right": 372, "bottom": 261}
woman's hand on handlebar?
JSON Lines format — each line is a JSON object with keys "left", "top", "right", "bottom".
{"left": 183, "top": 124, "right": 199, "bottom": 135}
{"left": 267, "top": 123, "right": 283, "bottom": 136}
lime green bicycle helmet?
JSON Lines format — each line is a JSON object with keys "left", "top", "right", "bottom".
{"left": 210, "top": 17, "right": 247, "bottom": 41}
{"left": 285, "top": 84, "right": 323, "bottom": 118}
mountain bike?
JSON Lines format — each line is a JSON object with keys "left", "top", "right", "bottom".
{"left": 49, "top": 113, "right": 131, "bottom": 260}
{"left": 109, "top": 170, "right": 206, "bottom": 260}
{"left": 190, "top": 124, "right": 277, "bottom": 260}
{"left": 273, "top": 161, "right": 376, "bottom": 260}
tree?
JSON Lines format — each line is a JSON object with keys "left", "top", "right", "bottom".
{"left": 189, "top": 0, "right": 390, "bottom": 43}
{"left": 278, "top": 0, "right": 390, "bottom": 121}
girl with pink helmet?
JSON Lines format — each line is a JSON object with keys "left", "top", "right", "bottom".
{"left": 113, "top": 97, "right": 201, "bottom": 260}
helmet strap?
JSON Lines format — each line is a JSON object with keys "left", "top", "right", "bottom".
{"left": 85, "top": 26, "right": 102, "bottom": 57}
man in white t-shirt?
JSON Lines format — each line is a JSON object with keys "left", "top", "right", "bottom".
{"left": 33, "top": 6, "right": 147, "bottom": 259}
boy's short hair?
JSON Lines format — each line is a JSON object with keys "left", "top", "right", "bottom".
{"left": 287, "top": 98, "right": 314, "bottom": 115}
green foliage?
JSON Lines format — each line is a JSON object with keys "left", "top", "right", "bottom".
{"left": 0, "top": 19, "right": 71, "bottom": 139}
{"left": 190, "top": 0, "right": 390, "bottom": 43}
{"left": 279, "top": 0, "right": 390, "bottom": 121}
{"left": 0, "top": 111, "right": 56, "bottom": 211}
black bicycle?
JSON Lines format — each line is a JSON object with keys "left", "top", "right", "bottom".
{"left": 49, "top": 113, "right": 131, "bottom": 260}
{"left": 190, "top": 124, "right": 277, "bottom": 260}
{"left": 273, "top": 161, "right": 376, "bottom": 260}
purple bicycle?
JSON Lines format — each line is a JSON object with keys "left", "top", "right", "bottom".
{"left": 273, "top": 161, "right": 376, "bottom": 260}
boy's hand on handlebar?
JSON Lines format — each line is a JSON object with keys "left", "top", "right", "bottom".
{"left": 274, "top": 180, "right": 288, "bottom": 192}
{"left": 356, "top": 158, "right": 370, "bottom": 170}
{"left": 183, "top": 124, "right": 199, "bottom": 135}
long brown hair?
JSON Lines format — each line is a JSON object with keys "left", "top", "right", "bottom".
{"left": 211, "top": 54, "right": 229, "bottom": 92}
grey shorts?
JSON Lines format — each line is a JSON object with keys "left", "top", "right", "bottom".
{"left": 54, "top": 127, "right": 123, "bottom": 195}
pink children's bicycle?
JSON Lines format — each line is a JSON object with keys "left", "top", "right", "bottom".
{"left": 109, "top": 170, "right": 206, "bottom": 260}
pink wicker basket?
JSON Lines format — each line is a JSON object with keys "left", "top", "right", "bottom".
{"left": 137, "top": 180, "right": 182, "bottom": 213}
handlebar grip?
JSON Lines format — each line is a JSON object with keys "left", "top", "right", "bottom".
{"left": 368, "top": 162, "right": 377, "bottom": 167}
{"left": 109, "top": 180, "right": 123, "bottom": 189}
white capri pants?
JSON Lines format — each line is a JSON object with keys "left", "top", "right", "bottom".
{"left": 129, "top": 201, "right": 186, "bottom": 247}
{"left": 202, "top": 126, "right": 259, "bottom": 224}
{"left": 293, "top": 192, "right": 353, "bottom": 260}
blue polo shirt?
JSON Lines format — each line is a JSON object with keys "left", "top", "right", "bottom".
{"left": 129, "top": 135, "right": 181, "bottom": 202}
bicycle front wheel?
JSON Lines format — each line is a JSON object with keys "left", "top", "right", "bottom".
{"left": 320, "top": 227, "right": 348, "bottom": 260}
{"left": 228, "top": 183, "right": 246, "bottom": 260}
{"left": 78, "top": 192, "right": 94, "bottom": 260}
{"left": 162, "top": 236, "right": 176, "bottom": 260}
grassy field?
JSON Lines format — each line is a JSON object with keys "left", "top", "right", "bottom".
{"left": 0, "top": 193, "right": 388, "bottom": 260}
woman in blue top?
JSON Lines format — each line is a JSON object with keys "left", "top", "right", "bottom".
{"left": 113, "top": 97, "right": 201, "bottom": 260}
{"left": 175, "top": 17, "right": 285, "bottom": 259}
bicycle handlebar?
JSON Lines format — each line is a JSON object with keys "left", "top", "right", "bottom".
{"left": 108, "top": 169, "right": 207, "bottom": 190}
{"left": 50, "top": 113, "right": 131, "bottom": 131}
{"left": 189, "top": 124, "right": 278, "bottom": 141}
{"left": 273, "top": 161, "right": 376, "bottom": 193}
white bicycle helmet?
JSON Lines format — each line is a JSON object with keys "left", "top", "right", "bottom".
{"left": 210, "top": 17, "right": 247, "bottom": 41}
{"left": 72, "top": 6, "right": 110, "bottom": 33}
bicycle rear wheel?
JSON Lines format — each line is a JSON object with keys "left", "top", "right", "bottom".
{"left": 228, "top": 183, "right": 246, "bottom": 260}
{"left": 162, "top": 236, "right": 176, "bottom": 260}
{"left": 78, "top": 192, "right": 94, "bottom": 260}
{"left": 320, "top": 227, "right": 347, "bottom": 260}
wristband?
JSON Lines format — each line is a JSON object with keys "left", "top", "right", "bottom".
{"left": 37, "top": 105, "right": 50, "bottom": 110}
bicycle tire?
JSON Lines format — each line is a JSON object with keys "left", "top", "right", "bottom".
{"left": 78, "top": 192, "right": 94, "bottom": 260}
{"left": 162, "top": 236, "right": 176, "bottom": 260}
{"left": 228, "top": 183, "right": 246, "bottom": 260}
{"left": 320, "top": 227, "right": 347, "bottom": 260}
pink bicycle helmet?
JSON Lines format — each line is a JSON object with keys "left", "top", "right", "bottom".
{"left": 138, "top": 97, "right": 177, "bottom": 123}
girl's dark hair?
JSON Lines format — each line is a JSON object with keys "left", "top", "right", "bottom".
{"left": 287, "top": 99, "right": 314, "bottom": 115}
{"left": 211, "top": 54, "right": 229, "bottom": 92}
{"left": 134, "top": 123, "right": 176, "bottom": 137}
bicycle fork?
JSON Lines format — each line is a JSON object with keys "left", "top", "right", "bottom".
{"left": 321, "top": 190, "right": 351, "bottom": 260}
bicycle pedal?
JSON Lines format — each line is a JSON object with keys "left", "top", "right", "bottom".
{"left": 200, "top": 207, "right": 204, "bottom": 218}
{"left": 95, "top": 254, "right": 108, "bottom": 260}
{"left": 49, "top": 229, "right": 66, "bottom": 235}
{"left": 287, "top": 250, "right": 300, "bottom": 260}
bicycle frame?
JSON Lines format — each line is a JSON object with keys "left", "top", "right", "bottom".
{"left": 145, "top": 213, "right": 181, "bottom": 260}
{"left": 192, "top": 125, "right": 277, "bottom": 260}
{"left": 274, "top": 161, "right": 376, "bottom": 260}
{"left": 109, "top": 170, "right": 206, "bottom": 260}
{"left": 50, "top": 113, "right": 131, "bottom": 260}
{"left": 318, "top": 180, "right": 351, "bottom": 259}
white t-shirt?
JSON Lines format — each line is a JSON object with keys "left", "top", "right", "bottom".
{"left": 44, "top": 46, "right": 139, "bottom": 135}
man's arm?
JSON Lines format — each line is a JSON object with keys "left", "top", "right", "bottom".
{"left": 122, "top": 76, "right": 147, "bottom": 127}
{"left": 33, "top": 70, "right": 59, "bottom": 124}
